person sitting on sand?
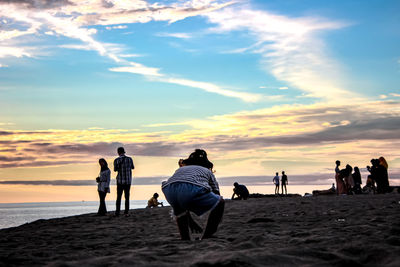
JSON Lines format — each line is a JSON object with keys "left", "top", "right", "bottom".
{"left": 231, "top": 182, "right": 249, "bottom": 200}
{"left": 273, "top": 172, "right": 280, "bottom": 195}
{"left": 147, "top": 193, "right": 163, "bottom": 208}
{"left": 162, "top": 149, "right": 225, "bottom": 240}
{"left": 312, "top": 184, "right": 336, "bottom": 196}
{"left": 96, "top": 158, "right": 111, "bottom": 216}
{"left": 281, "top": 171, "right": 288, "bottom": 195}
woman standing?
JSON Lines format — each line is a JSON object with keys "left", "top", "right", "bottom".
{"left": 96, "top": 158, "right": 111, "bottom": 216}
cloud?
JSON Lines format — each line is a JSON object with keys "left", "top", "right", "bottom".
{"left": 105, "top": 25, "right": 128, "bottom": 30}
{"left": 279, "top": 86, "right": 289, "bottom": 90}
{"left": 0, "top": 46, "right": 32, "bottom": 58}
{"left": 110, "top": 63, "right": 163, "bottom": 77}
{"left": 0, "top": 63, "right": 8, "bottom": 67}
{"left": 1, "top": 0, "right": 259, "bottom": 102}
{"left": 0, "top": 0, "right": 74, "bottom": 9}
{"left": 156, "top": 32, "right": 192, "bottom": 39}
{"left": 162, "top": 77, "right": 263, "bottom": 103}
{"left": 205, "top": 5, "right": 354, "bottom": 101}
{"left": 0, "top": 100, "right": 399, "bottom": 171}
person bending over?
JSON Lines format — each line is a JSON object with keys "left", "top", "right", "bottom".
{"left": 231, "top": 182, "right": 249, "bottom": 200}
{"left": 162, "top": 149, "right": 224, "bottom": 240}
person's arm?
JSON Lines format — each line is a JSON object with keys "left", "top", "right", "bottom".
{"left": 131, "top": 158, "right": 134, "bottom": 170}
{"left": 114, "top": 159, "right": 118, "bottom": 172}
{"left": 99, "top": 170, "right": 108, "bottom": 182}
{"left": 208, "top": 172, "right": 220, "bottom": 195}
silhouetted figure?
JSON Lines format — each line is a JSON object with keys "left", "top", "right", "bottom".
{"left": 114, "top": 147, "right": 135, "bottom": 216}
{"left": 335, "top": 160, "right": 346, "bottom": 195}
{"left": 96, "top": 158, "right": 110, "bottom": 216}
{"left": 231, "top": 182, "right": 249, "bottom": 200}
{"left": 162, "top": 149, "right": 224, "bottom": 240}
{"left": 379, "top": 156, "right": 388, "bottom": 169}
{"left": 147, "top": 193, "right": 163, "bottom": 208}
{"left": 273, "top": 172, "right": 280, "bottom": 195}
{"left": 376, "top": 159, "right": 389, "bottom": 194}
{"left": 281, "top": 171, "right": 288, "bottom": 195}
{"left": 344, "top": 164, "right": 354, "bottom": 194}
{"left": 378, "top": 156, "right": 390, "bottom": 193}
{"left": 368, "top": 159, "right": 380, "bottom": 192}
{"left": 352, "top": 167, "right": 362, "bottom": 194}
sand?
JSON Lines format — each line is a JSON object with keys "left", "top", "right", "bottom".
{"left": 1, "top": 193, "right": 399, "bottom": 266}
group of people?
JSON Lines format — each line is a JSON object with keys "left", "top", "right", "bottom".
{"left": 334, "top": 157, "right": 390, "bottom": 195}
{"left": 95, "top": 147, "right": 134, "bottom": 216}
{"left": 95, "top": 148, "right": 225, "bottom": 240}
{"left": 95, "top": 147, "right": 392, "bottom": 240}
{"left": 273, "top": 171, "right": 289, "bottom": 195}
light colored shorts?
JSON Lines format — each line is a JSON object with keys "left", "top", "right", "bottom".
{"left": 162, "top": 182, "right": 221, "bottom": 217}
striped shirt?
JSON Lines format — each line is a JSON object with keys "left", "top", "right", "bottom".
{"left": 162, "top": 165, "right": 220, "bottom": 193}
{"left": 114, "top": 155, "right": 134, "bottom": 185}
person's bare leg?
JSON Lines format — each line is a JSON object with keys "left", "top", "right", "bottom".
{"left": 202, "top": 199, "right": 225, "bottom": 239}
{"left": 187, "top": 212, "right": 203, "bottom": 233}
{"left": 176, "top": 213, "right": 190, "bottom": 240}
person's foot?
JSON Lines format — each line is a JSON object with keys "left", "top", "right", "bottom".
{"left": 114, "top": 213, "right": 120, "bottom": 217}
{"left": 124, "top": 213, "right": 130, "bottom": 217}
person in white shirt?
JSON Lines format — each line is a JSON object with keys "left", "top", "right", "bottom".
{"left": 273, "top": 172, "right": 280, "bottom": 195}
{"left": 96, "top": 158, "right": 111, "bottom": 216}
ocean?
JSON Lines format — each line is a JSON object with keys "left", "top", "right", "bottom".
{"left": 0, "top": 200, "right": 150, "bottom": 230}
{"left": 0, "top": 184, "right": 333, "bottom": 230}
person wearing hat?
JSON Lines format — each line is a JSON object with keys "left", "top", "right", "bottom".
{"left": 162, "top": 149, "right": 224, "bottom": 240}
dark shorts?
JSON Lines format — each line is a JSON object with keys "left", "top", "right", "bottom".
{"left": 162, "top": 182, "right": 221, "bottom": 217}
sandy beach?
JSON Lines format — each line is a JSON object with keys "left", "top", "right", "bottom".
{"left": 1, "top": 193, "right": 399, "bottom": 266}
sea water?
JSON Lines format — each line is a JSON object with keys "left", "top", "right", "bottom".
{"left": 0, "top": 200, "right": 150, "bottom": 229}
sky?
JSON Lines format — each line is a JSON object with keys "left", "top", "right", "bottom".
{"left": 0, "top": 0, "right": 399, "bottom": 202}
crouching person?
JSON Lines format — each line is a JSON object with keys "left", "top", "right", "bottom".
{"left": 162, "top": 149, "right": 224, "bottom": 240}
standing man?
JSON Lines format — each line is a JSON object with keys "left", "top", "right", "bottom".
{"left": 281, "top": 171, "right": 288, "bottom": 195}
{"left": 273, "top": 172, "right": 280, "bottom": 195}
{"left": 114, "top": 147, "right": 134, "bottom": 216}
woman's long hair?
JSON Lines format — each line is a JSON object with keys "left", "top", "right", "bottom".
{"left": 182, "top": 149, "right": 213, "bottom": 170}
{"left": 379, "top": 157, "right": 388, "bottom": 169}
{"left": 99, "top": 158, "right": 109, "bottom": 172}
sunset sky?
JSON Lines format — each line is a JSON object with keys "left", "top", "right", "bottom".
{"left": 0, "top": 0, "right": 399, "bottom": 202}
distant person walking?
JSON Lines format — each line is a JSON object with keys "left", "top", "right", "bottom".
{"left": 96, "top": 158, "right": 110, "bottom": 216}
{"left": 114, "top": 147, "right": 135, "bottom": 216}
{"left": 273, "top": 172, "right": 280, "bottom": 195}
{"left": 281, "top": 171, "right": 288, "bottom": 195}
